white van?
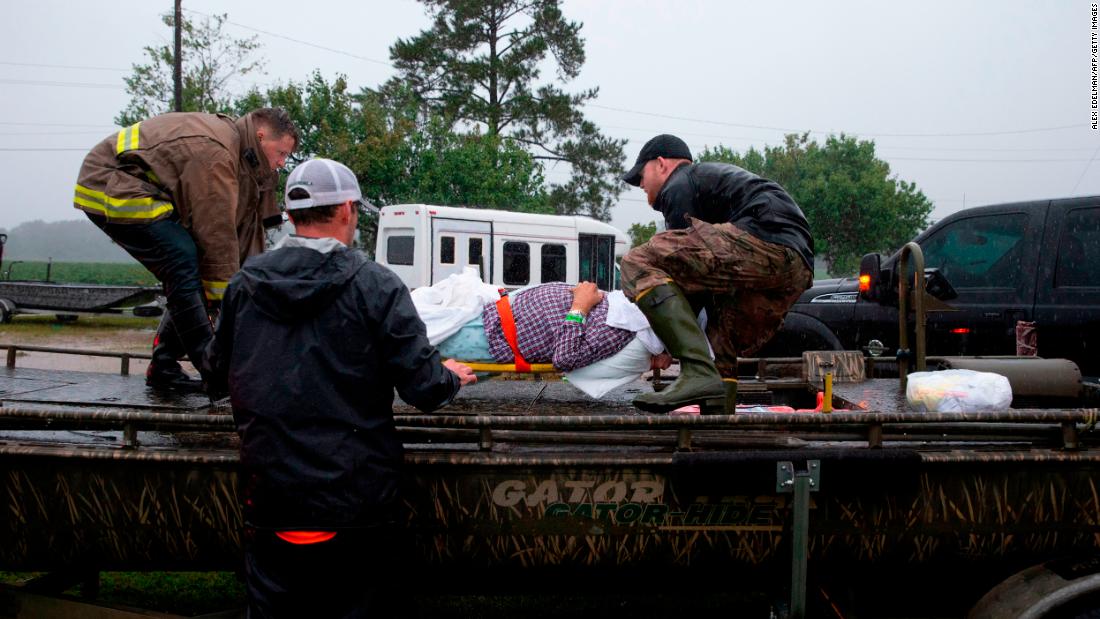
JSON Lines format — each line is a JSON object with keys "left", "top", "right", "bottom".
{"left": 375, "top": 204, "right": 630, "bottom": 291}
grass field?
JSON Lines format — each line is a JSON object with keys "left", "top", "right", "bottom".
{"left": 0, "top": 570, "right": 768, "bottom": 617}
{"left": 2, "top": 261, "right": 157, "bottom": 286}
{"left": 0, "top": 314, "right": 158, "bottom": 332}
{"left": 0, "top": 571, "right": 244, "bottom": 616}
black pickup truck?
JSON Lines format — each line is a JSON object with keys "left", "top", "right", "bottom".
{"left": 761, "top": 196, "right": 1100, "bottom": 375}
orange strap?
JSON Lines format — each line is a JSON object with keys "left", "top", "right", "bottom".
{"left": 275, "top": 531, "right": 337, "bottom": 545}
{"left": 495, "top": 295, "right": 531, "bottom": 372}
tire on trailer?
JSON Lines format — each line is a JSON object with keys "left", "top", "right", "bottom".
{"left": 0, "top": 298, "right": 14, "bottom": 323}
{"left": 754, "top": 312, "right": 844, "bottom": 358}
{"left": 968, "top": 558, "right": 1100, "bottom": 618}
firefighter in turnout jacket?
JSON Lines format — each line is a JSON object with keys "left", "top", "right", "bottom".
{"left": 74, "top": 108, "right": 298, "bottom": 393}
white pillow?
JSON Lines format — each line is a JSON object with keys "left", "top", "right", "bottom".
{"left": 563, "top": 337, "right": 653, "bottom": 398}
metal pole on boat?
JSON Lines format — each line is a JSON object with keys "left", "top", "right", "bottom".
{"left": 778, "top": 459, "right": 821, "bottom": 618}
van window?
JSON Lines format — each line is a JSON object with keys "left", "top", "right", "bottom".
{"left": 597, "top": 237, "right": 612, "bottom": 287}
{"left": 468, "top": 238, "right": 483, "bottom": 265}
{"left": 440, "top": 236, "right": 455, "bottom": 264}
{"left": 579, "top": 234, "right": 614, "bottom": 290}
{"left": 1055, "top": 207, "right": 1100, "bottom": 287}
{"left": 387, "top": 236, "right": 415, "bottom": 266}
{"left": 920, "top": 214, "right": 1027, "bottom": 289}
{"left": 503, "top": 242, "right": 530, "bottom": 285}
{"left": 541, "top": 244, "right": 566, "bottom": 283}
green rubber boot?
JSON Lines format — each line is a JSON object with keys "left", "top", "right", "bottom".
{"left": 633, "top": 284, "right": 726, "bottom": 413}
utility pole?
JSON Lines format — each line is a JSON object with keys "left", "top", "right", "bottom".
{"left": 173, "top": 0, "right": 183, "bottom": 112}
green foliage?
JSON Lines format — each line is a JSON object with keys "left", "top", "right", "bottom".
{"left": 628, "top": 221, "right": 658, "bottom": 248}
{"left": 237, "top": 73, "right": 550, "bottom": 256}
{"left": 698, "top": 134, "right": 933, "bottom": 276}
{"left": 387, "top": 0, "right": 625, "bottom": 221}
{"left": 397, "top": 120, "right": 550, "bottom": 213}
{"left": 117, "top": 12, "right": 265, "bottom": 126}
{"left": 2, "top": 262, "right": 157, "bottom": 286}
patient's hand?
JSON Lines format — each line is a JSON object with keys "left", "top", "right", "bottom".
{"left": 570, "top": 281, "right": 604, "bottom": 315}
{"left": 444, "top": 359, "right": 478, "bottom": 386}
{"left": 650, "top": 352, "right": 673, "bottom": 371}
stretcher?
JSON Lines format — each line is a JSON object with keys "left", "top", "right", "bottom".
{"left": 462, "top": 362, "right": 556, "bottom": 373}
{"left": 453, "top": 297, "right": 565, "bottom": 374}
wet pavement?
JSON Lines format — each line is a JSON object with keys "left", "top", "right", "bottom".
{"left": 0, "top": 366, "right": 213, "bottom": 411}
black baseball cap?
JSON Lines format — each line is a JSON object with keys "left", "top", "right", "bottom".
{"left": 621, "top": 134, "right": 693, "bottom": 186}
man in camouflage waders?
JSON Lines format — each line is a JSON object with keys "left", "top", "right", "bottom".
{"left": 620, "top": 135, "right": 815, "bottom": 413}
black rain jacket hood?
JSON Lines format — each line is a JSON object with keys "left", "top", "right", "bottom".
{"left": 238, "top": 244, "right": 363, "bottom": 323}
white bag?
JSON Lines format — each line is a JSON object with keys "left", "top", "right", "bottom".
{"left": 905, "top": 369, "right": 1013, "bottom": 413}
{"left": 564, "top": 337, "right": 653, "bottom": 399}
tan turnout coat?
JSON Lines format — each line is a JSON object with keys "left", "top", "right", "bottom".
{"left": 74, "top": 112, "right": 278, "bottom": 301}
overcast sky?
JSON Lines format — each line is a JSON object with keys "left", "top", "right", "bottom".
{"left": 1, "top": 0, "right": 1097, "bottom": 236}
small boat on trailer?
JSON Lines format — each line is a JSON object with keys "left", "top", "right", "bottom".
{"left": 0, "top": 234, "right": 162, "bottom": 322}
{"left": 0, "top": 281, "right": 162, "bottom": 324}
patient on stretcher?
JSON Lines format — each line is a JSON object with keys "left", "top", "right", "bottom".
{"left": 410, "top": 269, "right": 671, "bottom": 398}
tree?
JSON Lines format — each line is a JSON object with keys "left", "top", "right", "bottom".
{"left": 237, "top": 72, "right": 549, "bottom": 255}
{"left": 117, "top": 12, "right": 265, "bottom": 126}
{"left": 386, "top": 0, "right": 625, "bottom": 221}
{"left": 698, "top": 134, "right": 933, "bottom": 276}
{"left": 397, "top": 119, "right": 550, "bottom": 212}
{"left": 628, "top": 221, "right": 658, "bottom": 248}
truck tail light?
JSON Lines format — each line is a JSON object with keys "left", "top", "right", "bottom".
{"left": 858, "top": 253, "right": 882, "bottom": 301}
{"left": 951, "top": 327, "right": 970, "bottom": 334}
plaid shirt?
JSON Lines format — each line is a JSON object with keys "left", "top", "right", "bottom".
{"left": 482, "top": 283, "right": 635, "bottom": 371}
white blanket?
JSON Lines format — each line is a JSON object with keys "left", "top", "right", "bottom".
{"left": 409, "top": 268, "right": 500, "bottom": 345}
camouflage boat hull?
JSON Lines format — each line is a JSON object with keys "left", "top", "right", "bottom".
{"left": 4, "top": 439, "right": 1100, "bottom": 590}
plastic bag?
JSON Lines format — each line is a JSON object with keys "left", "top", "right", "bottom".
{"left": 564, "top": 337, "right": 652, "bottom": 399}
{"left": 905, "top": 369, "right": 1013, "bottom": 413}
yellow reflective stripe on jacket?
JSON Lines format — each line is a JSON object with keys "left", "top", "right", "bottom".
{"left": 115, "top": 122, "right": 141, "bottom": 154}
{"left": 73, "top": 184, "right": 173, "bottom": 219}
{"left": 202, "top": 280, "right": 229, "bottom": 301}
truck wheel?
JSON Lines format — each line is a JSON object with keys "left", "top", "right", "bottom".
{"left": 755, "top": 312, "right": 844, "bottom": 358}
{"left": 969, "top": 559, "right": 1100, "bottom": 618}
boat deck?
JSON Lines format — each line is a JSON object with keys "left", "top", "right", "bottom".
{"left": 0, "top": 365, "right": 1095, "bottom": 465}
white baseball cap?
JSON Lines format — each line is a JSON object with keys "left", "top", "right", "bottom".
{"left": 284, "top": 158, "right": 367, "bottom": 210}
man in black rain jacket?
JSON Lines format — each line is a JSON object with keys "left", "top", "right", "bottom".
{"left": 206, "top": 158, "right": 476, "bottom": 618}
